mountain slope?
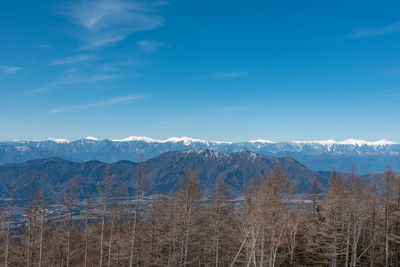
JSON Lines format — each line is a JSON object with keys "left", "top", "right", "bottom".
{"left": 1, "top": 137, "right": 399, "bottom": 173}
{"left": 0, "top": 150, "right": 327, "bottom": 201}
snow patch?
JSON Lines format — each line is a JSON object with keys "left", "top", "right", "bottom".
{"left": 337, "top": 139, "right": 397, "bottom": 146}
{"left": 249, "top": 139, "right": 276, "bottom": 144}
{"left": 162, "top": 136, "right": 208, "bottom": 145}
{"left": 48, "top": 137, "right": 70, "bottom": 143}
{"left": 15, "top": 145, "right": 30, "bottom": 152}
{"left": 290, "top": 139, "right": 398, "bottom": 146}
{"left": 112, "top": 136, "right": 209, "bottom": 145}
{"left": 12, "top": 139, "right": 40, "bottom": 143}
{"left": 85, "top": 136, "right": 98, "bottom": 141}
{"left": 113, "top": 136, "right": 160, "bottom": 143}
{"left": 6, "top": 136, "right": 399, "bottom": 147}
{"left": 211, "top": 140, "right": 233, "bottom": 144}
{"left": 182, "top": 149, "right": 225, "bottom": 160}
{"left": 291, "top": 140, "right": 336, "bottom": 145}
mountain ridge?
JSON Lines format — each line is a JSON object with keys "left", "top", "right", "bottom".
{"left": 1, "top": 137, "right": 399, "bottom": 174}
{"left": 0, "top": 150, "right": 328, "bottom": 201}
{"left": 7, "top": 136, "right": 399, "bottom": 146}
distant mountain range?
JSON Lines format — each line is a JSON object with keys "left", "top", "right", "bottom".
{"left": 0, "top": 150, "right": 328, "bottom": 201}
{"left": 1, "top": 136, "right": 399, "bottom": 174}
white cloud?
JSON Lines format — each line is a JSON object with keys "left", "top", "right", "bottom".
{"left": 347, "top": 22, "right": 400, "bottom": 38}
{"left": 137, "top": 40, "right": 167, "bottom": 52}
{"left": 1, "top": 66, "right": 23, "bottom": 74}
{"left": 49, "top": 54, "right": 95, "bottom": 66}
{"left": 60, "top": 0, "right": 167, "bottom": 49}
{"left": 83, "top": 35, "right": 126, "bottom": 49}
{"left": 203, "top": 71, "right": 247, "bottom": 79}
{"left": 46, "top": 94, "right": 149, "bottom": 114}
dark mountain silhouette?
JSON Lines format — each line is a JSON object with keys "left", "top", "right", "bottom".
{"left": 0, "top": 150, "right": 328, "bottom": 201}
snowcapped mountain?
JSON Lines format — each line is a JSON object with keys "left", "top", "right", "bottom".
{"left": 0, "top": 137, "right": 399, "bottom": 173}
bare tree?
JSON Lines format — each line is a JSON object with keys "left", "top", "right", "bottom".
{"left": 38, "top": 188, "right": 47, "bottom": 267}
{"left": 285, "top": 206, "right": 305, "bottom": 266}
{"left": 309, "top": 176, "right": 321, "bottom": 217}
{"left": 64, "top": 183, "right": 76, "bottom": 267}
{"left": 25, "top": 174, "right": 38, "bottom": 267}
{"left": 383, "top": 166, "right": 396, "bottom": 267}
{"left": 369, "top": 182, "right": 378, "bottom": 267}
{"left": 107, "top": 202, "right": 119, "bottom": 267}
{"left": 84, "top": 198, "right": 90, "bottom": 267}
{"left": 2, "top": 188, "right": 15, "bottom": 267}
{"left": 4, "top": 160, "right": 400, "bottom": 266}
{"left": 210, "top": 178, "right": 230, "bottom": 267}
{"left": 129, "top": 159, "right": 148, "bottom": 267}
{"left": 98, "top": 170, "right": 111, "bottom": 267}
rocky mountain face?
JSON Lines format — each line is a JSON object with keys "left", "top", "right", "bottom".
{"left": 1, "top": 137, "right": 399, "bottom": 173}
{"left": 0, "top": 150, "right": 327, "bottom": 201}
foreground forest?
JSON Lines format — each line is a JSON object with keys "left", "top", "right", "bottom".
{"left": 0, "top": 165, "right": 400, "bottom": 266}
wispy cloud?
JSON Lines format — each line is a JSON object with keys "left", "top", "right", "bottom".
{"left": 98, "top": 59, "right": 144, "bottom": 72}
{"left": 83, "top": 35, "right": 126, "bottom": 49}
{"left": 387, "top": 69, "right": 400, "bottom": 76}
{"left": 203, "top": 71, "right": 247, "bottom": 79}
{"left": 59, "top": 0, "right": 167, "bottom": 49}
{"left": 1, "top": 66, "right": 23, "bottom": 74}
{"left": 347, "top": 22, "right": 400, "bottom": 38}
{"left": 137, "top": 40, "right": 167, "bottom": 52}
{"left": 18, "top": 72, "right": 125, "bottom": 96}
{"left": 46, "top": 94, "right": 149, "bottom": 114}
{"left": 212, "top": 105, "right": 254, "bottom": 113}
{"left": 37, "top": 44, "right": 51, "bottom": 49}
{"left": 361, "top": 89, "right": 400, "bottom": 105}
{"left": 49, "top": 54, "right": 95, "bottom": 66}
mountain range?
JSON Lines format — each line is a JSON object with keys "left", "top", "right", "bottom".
{"left": 0, "top": 150, "right": 329, "bottom": 201}
{"left": 1, "top": 136, "right": 399, "bottom": 173}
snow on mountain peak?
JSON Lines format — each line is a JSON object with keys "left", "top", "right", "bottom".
{"left": 107, "top": 137, "right": 398, "bottom": 146}
{"left": 374, "top": 139, "right": 398, "bottom": 145}
{"left": 291, "top": 140, "right": 336, "bottom": 145}
{"left": 85, "top": 136, "right": 98, "bottom": 141}
{"left": 163, "top": 136, "right": 208, "bottom": 145}
{"left": 7, "top": 136, "right": 399, "bottom": 147}
{"left": 290, "top": 139, "right": 398, "bottom": 146}
{"left": 211, "top": 140, "right": 233, "bottom": 144}
{"left": 113, "top": 136, "right": 159, "bottom": 143}
{"left": 48, "top": 137, "right": 70, "bottom": 143}
{"left": 249, "top": 139, "right": 276, "bottom": 144}
{"left": 337, "top": 139, "right": 398, "bottom": 146}
{"left": 112, "top": 136, "right": 233, "bottom": 145}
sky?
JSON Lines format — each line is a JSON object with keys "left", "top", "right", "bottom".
{"left": 1, "top": 0, "right": 400, "bottom": 142}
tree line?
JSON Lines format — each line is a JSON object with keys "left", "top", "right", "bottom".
{"left": 0, "top": 164, "right": 400, "bottom": 266}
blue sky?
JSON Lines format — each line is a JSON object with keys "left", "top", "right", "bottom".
{"left": 1, "top": 0, "right": 400, "bottom": 142}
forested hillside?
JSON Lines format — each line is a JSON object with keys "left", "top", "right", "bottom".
{"left": 0, "top": 165, "right": 399, "bottom": 266}
{"left": 0, "top": 150, "right": 326, "bottom": 200}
